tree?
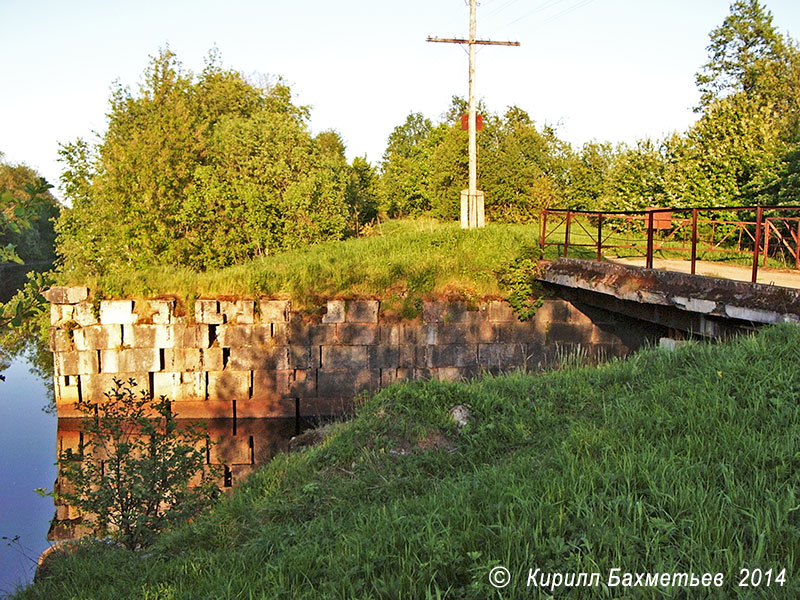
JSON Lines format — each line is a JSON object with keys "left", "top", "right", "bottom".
{"left": 695, "top": 0, "right": 799, "bottom": 110}
{"left": 56, "top": 48, "right": 356, "bottom": 274}
{"left": 57, "top": 378, "right": 219, "bottom": 550}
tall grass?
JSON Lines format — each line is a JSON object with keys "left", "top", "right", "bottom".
{"left": 57, "top": 220, "right": 544, "bottom": 314}
{"left": 19, "top": 325, "right": 800, "bottom": 599}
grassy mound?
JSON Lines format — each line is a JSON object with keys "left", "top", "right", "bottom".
{"left": 18, "top": 325, "right": 800, "bottom": 598}
{"left": 56, "top": 220, "right": 545, "bottom": 316}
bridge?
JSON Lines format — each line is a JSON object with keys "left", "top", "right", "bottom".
{"left": 536, "top": 205, "right": 800, "bottom": 338}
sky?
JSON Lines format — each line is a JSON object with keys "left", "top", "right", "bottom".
{"left": 2, "top": 0, "right": 800, "bottom": 201}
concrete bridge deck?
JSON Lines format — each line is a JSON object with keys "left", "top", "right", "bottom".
{"left": 538, "top": 258, "right": 800, "bottom": 339}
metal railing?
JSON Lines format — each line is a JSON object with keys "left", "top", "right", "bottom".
{"left": 539, "top": 205, "right": 800, "bottom": 284}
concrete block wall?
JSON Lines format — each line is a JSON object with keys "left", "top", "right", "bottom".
{"left": 46, "top": 288, "right": 651, "bottom": 421}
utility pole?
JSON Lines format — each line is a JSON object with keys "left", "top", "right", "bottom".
{"left": 427, "top": 0, "right": 519, "bottom": 229}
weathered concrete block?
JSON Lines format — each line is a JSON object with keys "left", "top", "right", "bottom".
{"left": 49, "top": 329, "right": 74, "bottom": 352}
{"left": 478, "top": 343, "right": 526, "bottom": 368}
{"left": 299, "top": 396, "right": 354, "bottom": 417}
{"left": 99, "top": 348, "right": 160, "bottom": 374}
{"left": 496, "top": 322, "right": 542, "bottom": 344}
{"left": 123, "top": 324, "right": 176, "bottom": 349}
{"left": 153, "top": 371, "right": 205, "bottom": 401}
{"left": 337, "top": 323, "right": 379, "bottom": 345}
{"left": 427, "top": 344, "right": 478, "bottom": 368}
{"left": 168, "top": 399, "right": 231, "bottom": 419}
{"left": 230, "top": 346, "right": 289, "bottom": 371}
{"left": 50, "top": 304, "right": 74, "bottom": 327}
{"left": 99, "top": 300, "right": 137, "bottom": 325}
{"left": 533, "top": 300, "right": 571, "bottom": 324}
{"left": 380, "top": 324, "right": 401, "bottom": 346}
{"left": 345, "top": 300, "right": 379, "bottom": 323}
{"left": 290, "top": 369, "right": 316, "bottom": 396}
{"left": 55, "top": 350, "right": 99, "bottom": 376}
{"left": 288, "top": 345, "right": 318, "bottom": 370}
{"left": 488, "top": 301, "right": 516, "bottom": 322}
{"left": 322, "top": 300, "right": 346, "bottom": 323}
{"left": 236, "top": 397, "right": 296, "bottom": 419}
{"left": 209, "top": 436, "right": 252, "bottom": 465}
{"left": 148, "top": 299, "right": 175, "bottom": 324}
{"left": 73, "top": 302, "right": 99, "bottom": 327}
{"left": 218, "top": 324, "right": 272, "bottom": 347}
{"left": 220, "top": 300, "right": 255, "bottom": 324}
{"left": 259, "top": 300, "right": 291, "bottom": 323}
{"left": 43, "top": 286, "right": 89, "bottom": 305}
{"left": 162, "top": 348, "right": 202, "bottom": 373}
{"left": 321, "top": 345, "right": 368, "bottom": 370}
{"left": 369, "top": 345, "right": 399, "bottom": 369}
{"left": 54, "top": 375, "right": 81, "bottom": 407}
{"left": 398, "top": 345, "right": 425, "bottom": 368}
{"left": 546, "top": 322, "right": 595, "bottom": 345}
{"left": 73, "top": 325, "right": 123, "bottom": 351}
{"left": 400, "top": 324, "right": 424, "bottom": 345}
{"left": 195, "top": 299, "right": 224, "bottom": 324}
{"left": 317, "top": 369, "right": 379, "bottom": 396}
{"left": 251, "top": 369, "right": 292, "bottom": 401}
{"left": 423, "top": 301, "right": 478, "bottom": 323}
{"left": 201, "top": 347, "right": 225, "bottom": 372}
{"left": 435, "top": 322, "right": 496, "bottom": 344}
{"left": 81, "top": 373, "right": 151, "bottom": 401}
{"left": 207, "top": 370, "right": 251, "bottom": 401}
{"left": 287, "top": 321, "right": 336, "bottom": 345}
{"left": 432, "top": 366, "right": 479, "bottom": 382}
{"left": 380, "top": 368, "right": 399, "bottom": 388}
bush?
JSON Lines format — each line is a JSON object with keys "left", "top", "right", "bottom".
{"left": 57, "top": 378, "right": 219, "bottom": 550}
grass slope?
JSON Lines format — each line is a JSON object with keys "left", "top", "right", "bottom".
{"left": 18, "top": 325, "right": 800, "bottom": 599}
{"left": 57, "top": 220, "right": 544, "bottom": 315}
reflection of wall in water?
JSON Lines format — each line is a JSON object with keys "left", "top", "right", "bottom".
{"left": 50, "top": 417, "right": 298, "bottom": 541}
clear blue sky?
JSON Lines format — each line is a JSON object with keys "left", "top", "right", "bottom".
{"left": 2, "top": 0, "right": 800, "bottom": 200}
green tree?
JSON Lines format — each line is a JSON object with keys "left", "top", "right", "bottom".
{"left": 57, "top": 378, "right": 219, "bottom": 550}
{"left": 56, "top": 48, "right": 356, "bottom": 274}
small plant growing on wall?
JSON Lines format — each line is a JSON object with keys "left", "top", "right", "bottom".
{"left": 497, "top": 245, "right": 545, "bottom": 321}
{"left": 57, "top": 378, "right": 219, "bottom": 550}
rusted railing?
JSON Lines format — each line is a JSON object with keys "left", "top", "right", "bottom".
{"left": 539, "top": 205, "right": 800, "bottom": 284}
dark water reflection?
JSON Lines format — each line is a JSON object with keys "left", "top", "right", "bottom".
{"left": 50, "top": 417, "right": 300, "bottom": 540}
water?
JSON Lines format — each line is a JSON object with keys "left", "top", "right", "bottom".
{"left": 0, "top": 356, "right": 56, "bottom": 596}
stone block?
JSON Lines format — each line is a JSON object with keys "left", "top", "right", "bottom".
{"left": 73, "top": 324, "right": 123, "bottom": 351}
{"left": 209, "top": 436, "right": 252, "bottom": 465}
{"left": 162, "top": 348, "right": 201, "bottom": 372}
{"left": 488, "top": 301, "right": 514, "bottom": 322}
{"left": 218, "top": 324, "right": 272, "bottom": 347}
{"left": 322, "top": 299, "right": 346, "bottom": 323}
{"left": 423, "top": 301, "right": 477, "bottom": 323}
{"left": 259, "top": 300, "right": 291, "bottom": 323}
{"left": 380, "top": 324, "right": 401, "bottom": 346}
{"left": 201, "top": 348, "right": 225, "bottom": 372}
{"left": 55, "top": 351, "right": 99, "bottom": 376}
{"left": 152, "top": 371, "right": 205, "bottom": 402}
{"left": 337, "top": 323, "right": 379, "bottom": 345}
{"left": 195, "top": 299, "right": 224, "bottom": 324}
{"left": 380, "top": 368, "right": 399, "bottom": 388}
{"left": 148, "top": 299, "right": 176, "bottom": 324}
{"left": 546, "top": 322, "right": 595, "bottom": 345}
{"left": 49, "top": 329, "right": 73, "bottom": 352}
{"left": 99, "top": 300, "right": 137, "bottom": 325}
{"left": 369, "top": 345, "right": 399, "bottom": 369}
{"left": 317, "top": 369, "right": 379, "bottom": 396}
{"left": 55, "top": 375, "right": 81, "bottom": 407}
{"left": 288, "top": 345, "right": 318, "bottom": 369}
{"left": 252, "top": 369, "right": 292, "bottom": 401}
{"left": 496, "top": 322, "right": 542, "bottom": 344}
{"left": 400, "top": 324, "right": 424, "bottom": 345}
{"left": 287, "top": 321, "right": 336, "bottom": 345}
{"left": 230, "top": 346, "right": 289, "bottom": 371}
{"left": 432, "top": 366, "right": 479, "bottom": 382}
{"left": 81, "top": 373, "right": 151, "bottom": 401}
{"left": 478, "top": 343, "right": 526, "bottom": 369}
{"left": 427, "top": 344, "right": 478, "bottom": 368}
{"left": 72, "top": 302, "right": 99, "bottom": 327}
{"left": 290, "top": 369, "right": 316, "bottom": 396}
{"left": 220, "top": 300, "right": 255, "bottom": 324}
{"left": 50, "top": 304, "right": 74, "bottom": 327}
{"left": 207, "top": 371, "right": 251, "bottom": 401}
{"left": 321, "top": 346, "right": 368, "bottom": 370}
{"left": 236, "top": 397, "right": 296, "bottom": 419}
{"left": 168, "top": 400, "right": 231, "bottom": 419}
{"left": 345, "top": 300, "right": 379, "bottom": 323}
{"left": 43, "top": 286, "right": 89, "bottom": 305}
{"left": 99, "top": 348, "right": 160, "bottom": 374}
{"left": 398, "top": 345, "right": 425, "bottom": 368}
{"left": 123, "top": 324, "right": 176, "bottom": 349}
{"left": 435, "top": 322, "right": 496, "bottom": 344}
{"left": 533, "top": 300, "right": 571, "bottom": 324}
{"left": 299, "top": 396, "right": 354, "bottom": 417}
